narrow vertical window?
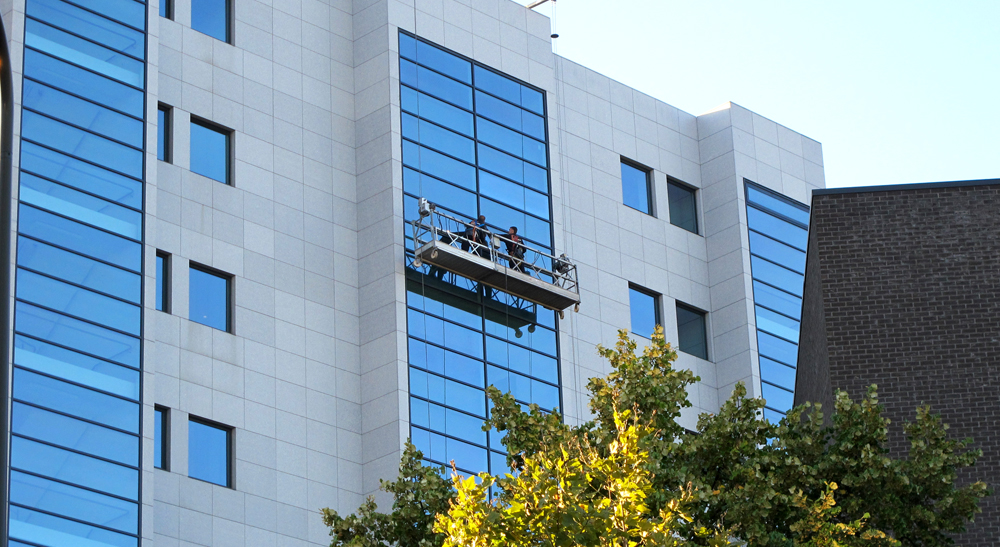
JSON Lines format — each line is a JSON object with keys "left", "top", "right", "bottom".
{"left": 189, "top": 264, "right": 231, "bottom": 332}
{"left": 157, "top": 104, "right": 171, "bottom": 162}
{"left": 156, "top": 251, "right": 170, "bottom": 312}
{"left": 190, "top": 118, "right": 230, "bottom": 184}
{"left": 676, "top": 303, "right": 708, "bottom": 359}
{"left": 160, "top": 0, "right": 172, "bottom": 19}
{"left": 188, "top": 417, "right": 232, "bottom": 487}
{"left": 154, "top": 406, "right": 169, "bottom": 470}
{"left": 667, "top": 178, "right": 698, "bottom": 234}
{"left": 628, "top": 285, "right": 660, "bottom": 339}
{"left": 621, "top": 159, "right": 653, "bottom": 215}
{"left": 191, "top": 0, "right": 230, "bottom": 43}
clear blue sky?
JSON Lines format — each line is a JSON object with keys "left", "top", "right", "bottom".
{"left": 519, "top": 0, "right": 999, "bottom": 188}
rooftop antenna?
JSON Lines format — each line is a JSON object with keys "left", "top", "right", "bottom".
{"left": 526, "top": 0, "right": 559, "bottom": 39}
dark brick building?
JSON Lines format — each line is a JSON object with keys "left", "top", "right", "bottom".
{"left": 795, "top": 179, "right": 1000, "bottom": 544}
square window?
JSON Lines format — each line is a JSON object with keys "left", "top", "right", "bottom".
{"left": 154, "top": 406, "right": 169, "bottom": 470}
{"left": 190, "top": 119, "right": 230, "bottom": 184}
{"left": 621, "top": 159, "right": 653, "bottom": 215}
{"left": 191, "top": 0, "right": 229, "bottom": 42}
{"left": 676, "top": 303, "right": 708, "bottom": 360}
{"left": 628, "top": 285, "right": 660, "bottom": 339}
{"left": 189, "top": 264, "right": 231, "bottom": 332}
{"left": 157, "top": 105, "right": 171, "bottom": 162}
{"left": 160, "top": 0, "right": 172, "bottom": 19}
{"left": 667, "top": 179, "right": 698, "bottom": 234}
{"left": 156, "top": 251, "right": 170, "bottom": 313}
{"left": 188, "top": 417, "right": 231, "bottom": 487}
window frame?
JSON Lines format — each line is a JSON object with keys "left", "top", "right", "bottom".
{"left": 159, "top": 0, "right": 173, "bottom": 20}
{"left": 188, "top": 262, "right": 233, "bottom": 333}
{"left": 157, "top": 104, "right": 172, "bottom": 163}
{"left": 667, "top": 177, "right": 699, "bottom": 235}
{"left": 620, "top": 158, "right": 654, "bottom": 216}
{"left": 191, "top": 0, "right": 232, "bottom": 43}
{"left": 154, "top": 405, "right": 170, "bottom": 470}
{"left": 156, "top": 250, "right": 171, "bottom": 313}
{"left": 187, "top": 415, "right": 234, "bottom": 488}
{"left": 628, "top": 283, "right": 661, "bottom": 340}
{"left": 189, "top": 116, "right": 233, "bottom": 185}
{"left": 675, "top": 301, "right": 709, "bottom": 360}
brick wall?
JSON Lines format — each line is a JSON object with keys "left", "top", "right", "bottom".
{"left": 796, "top": 182, "right": 1000, "bottom": 544}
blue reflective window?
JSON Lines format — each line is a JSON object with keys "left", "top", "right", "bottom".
{"left": 17, "top": 236, "right": 140, "bottom": 303}
{"left": 21, "top": 142, "right": 142, "bottom": 208}
{"left": 401, "top": 86, "right": 474, "bottom": 137}
{"left": 23, "top": 80, "right": 142, "bottom": 147}
{"left": 760, "top": 357, "right": 796, "bottom": 391}
{"left": 474, "top": 66, "right": 520, "bottom": 105}
{"left": 190, "top": 119, "right": 230, "bottom": 184}
{"left": 488, "top": 366, "right": 558, "bottom": 411}
{"left": 398, "top": 32, "right": 417, "bottom": 59}
{"left": 161, "top": 0, "right": 173, "bottom": 18}
{"left": 748, "top": 231, "right": 806, "bottom": 273}
{"left": 189, "top": 265, "right": 230, "bottom": 332}
{"left": 475, "top": 90, "right": 524, "bottom": 133}
{"left": 478, "top": 197, "right": 550, "bottom": 248}
{"left": 747, "top": 186, "right": 809, "bottom": 225}
{"left": 156, "top": 252, "right": 170, "bottom": 312}
{"left": 408, "top": 337, "right": 485, "bottom": 387}
{"left": 29, "top": 0, "right": 145, "bottom": 57}
{"left": 11, "top": 401, "right": 138, "bottom": 466}
{"left": 20, "top": 173, "right": 141, "bottom": 240}
{"left": 763, "top": 408, "right": 786, "bottom": 423}
{"left": 755, "top": 306, "right": 799, "bottom": 342}
{"left": 676, "top": 303, "right": 708, "bottom": 359}
{"left": 477, "top": 118, "right": 546, "bottom": 166}
{"left": 484, "top": 307, "right": 557, "bottom": 356}
{"left": 158, "top": 104, "right": 171, "bottom": 162}
{"left": 400, "top": 60, "right": 473, "bottom": 110}
{"left": 479, "top": 171, "right": 549, "bottom": 220}
{"left": 410, "top": 368, "right": 486, "bottom": 417}
{"left": 24, "top": 49, "right": 143, "bottom": 118}
{"left": 402, "top": 113, "right": 475, "bottom": 163}
{"left": 10, "top": 436, "right": 138, "bottom": 500}
{"left": 70, "top": 0, "right": 146, "bottom": 30}
{"left": 14, "top": 367, "right": 139, "bottom": 432}
{"left": 410, "top": 398, "right": 486, "bottom": 445}
{"left": 484, "top": 337, "right": 555, "bottom": 379}
{"left": 10, "top": 504, "right": 137, "bottom": 547}
{"left": 747, "top": 207, "right": 808, "bottom": 250}
{"left": 188, "top": 418, "right": 231, "bottom": 487}
{"left": 16, "top": 303, "right": 140, "bottom": 368}
{"left": 17, "top": 269, "right": 140, "bottom": 334}
{"left": 756, "top": 330, "right": 797, "bottom": 366}
{"left": 25, "top": 19, "right": 143, "bottom": 86}
{"left": 411, "top": 427, "right": 488, "bottom": 474}
{"left": 407, "top": 283, "right": 482, "bottom": 328}
{"left": 407, "top": 309, "right": 483, "bottom": 359}
{"left": 416, "top": 39, "right": 472, "bottom": 83}
{"left": 403, "top": 169, "right": 477, "bottom": 216}
{"left": 10, "top": 471, "right": 139, "bottom": 534}
{"left": 761, "top": 382, "right": 794, "bottom": 412}
{"left": 749, "top": 256, "right": 804, "bottom": 296}
{"left": 14, "top": 334, "right": 140, "bottom": 399}
{"left": 191, "top": 0, "right": 229, "bottom": 42}
{"left": 628, "top": 286, "right": 659, "bottom": 339}
{"left": 520, "top": 85, "right": 544, "bottom": 115}
{"left": 621, "top": 160, "right": 652, "bottom": 215}
{"left": 667, "top": 179, "right": 698, "bottom": 234}
{"left": 155, "top": 407, "right": 169, "bottom": 469}
{"left": 752, "top": 281, "right": 802, "bottom": 320}
{"left": 477, "top": 144, "right": 547, "bottom": 194}
{"left": 403, "top": 141, "right": 476, "bottom": 191}
{"left": 22, "top": 111, "right": 142, "bottom": 178}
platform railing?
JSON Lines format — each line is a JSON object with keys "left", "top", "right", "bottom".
{"left": 409, "top": 198, "right": 580, "bottom": 306}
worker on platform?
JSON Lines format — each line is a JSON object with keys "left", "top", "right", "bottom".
{"left": 462, "top": 215, "right": 490, "bottom": 258}
{"left": 505, "top": 226, "right": 526, "bottom": 272}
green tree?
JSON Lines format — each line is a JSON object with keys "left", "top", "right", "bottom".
{"left": 323, "top": 327, "right": 986, "bottom": 547}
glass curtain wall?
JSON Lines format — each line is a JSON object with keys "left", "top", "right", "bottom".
{"left": 399, "top": 32, "right": 558, "bottom": 477}
{"left": 8, "top": 0, "right": 146, "bottom": 544}
{"left": 744, "top": 180, "right": 809, "bottom": 423}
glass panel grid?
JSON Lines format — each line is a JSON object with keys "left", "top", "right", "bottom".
{"left": 745, "top": 180, "right": 809, "bottom": 418}
{"left": 401, "top": 33, "right": 554, "bottom": 476}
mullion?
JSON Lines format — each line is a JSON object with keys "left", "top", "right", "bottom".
{"left": 23, "top": 45, "right": 145, "bottom": 93}
{"left": 20, "top": 139, "right": 144, "bottom": 182}
{"left": 14, "top": 297, "right": 141, "bottom": 342}
{"left": 18, "top": 201, "right": 144, "bottom": 248}
{"left": 10, "top": 401, "right": 140, "bottom": 439}
{"left": 747, "top": 201, "right": 809, "bottom": 233}
{"left": 24, "top": 75, "right": 144, "bottom": 122}
{"left": 21, "top": 168, "right": 143, "bottom": 214}
{"left": 14, "top": 331, "right": 141, "bottom": 373}
{"left": 17, "top": 265, "right": 142, "bottom": 307}
{"left": 11, "top": 466, "right": 140, "bottom": 503}
{"left": 13, "top": 364, "right": 141, "bottom": 404}
{"left": 753, "top": 301, "right": 802, "bottom": 324}
{"left": 25, "top": 14, "right": 146, "bottom": 64}
{"left": 23, "top": 106, "right": 144, "bottom": 152}
{"left": 50, "top": 0, "right": 148, "bottom": 34}
{"left": 410, "top": 423, "right": 489, "bottom": 452}
{"left": 409, "top": 393, "right": 489, "bottom": 423}
{"left": 16, "top": 233, "right": 142, "bottom": 281}
{"left": 8, "top": 502, "right": 139, "bottom": 539}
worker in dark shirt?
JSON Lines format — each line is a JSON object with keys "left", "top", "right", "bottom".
{"left": 462, "top": 215, "right": 490, "bottom": 258}
{"left": 505, "top": 226, "right": 526, "bottom": 272}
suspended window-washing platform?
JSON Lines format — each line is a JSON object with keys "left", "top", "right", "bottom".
{"left": 410, "top": 198, "right": 581, "bottom": 317}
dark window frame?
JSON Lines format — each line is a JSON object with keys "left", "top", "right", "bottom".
{"left": 154, "top": 405, "right": 170, "bottom": 470}
{"left": 620, "top": 158, "right": 654, "bottom": 216}
{"left": 188, "top": 262, "right": 233, "bottom": 333}
{"left": 156, "top": 250, "right": 170, "bottom": 313}
{"left": 157, "top": 103, "right": 172, "bottom": 163}
{"left": 189, "top": 116, "right": 233, "bottom": 185}
{"left": 628, "top": 283, "right": 661, "bottom": 339}
{"left": 667, "top": 177, "right": 699, "bottom": 234}
{"left": 160, "top": 0, "right": 173, "bottom": 20}
{"left": 675, "top": 301, "right": 709, "bottom": 360}
{"left": 187, "top": 415, "right": 234, "bottom": 488}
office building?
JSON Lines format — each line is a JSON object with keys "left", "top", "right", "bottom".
{"left": 0, "top": 0, "right": 824, "bottom": 544}
{"left": 796, "top": 179, "right": 1000, "bottom": 545}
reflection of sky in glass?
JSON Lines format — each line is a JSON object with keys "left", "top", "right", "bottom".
{"left": 629, "top": 287, "right": 658, "bottom": 339}
{"left": 189, "top": 420, "right": 229, "bottom": 487}
{"left": 189, "top": 267, "right": 228, "bottom": 331}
